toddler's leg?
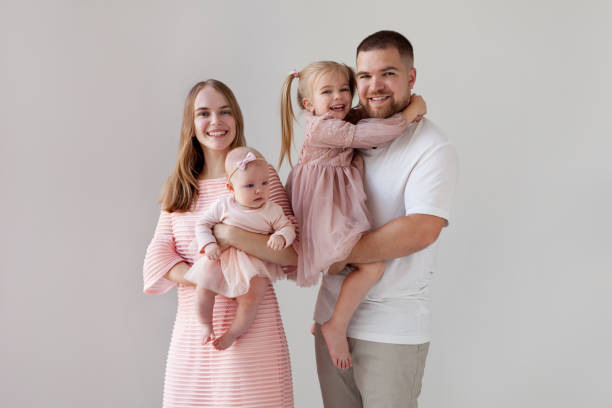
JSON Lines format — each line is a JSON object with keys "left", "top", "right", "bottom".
{"left": 196, "top": 285, "right": 216, "bottom": 344}
{"left": 321, "top": 261, "right": 384, "bottom": 370}
{"left": 213, "top": 276, "right": 267, "bottom": 350}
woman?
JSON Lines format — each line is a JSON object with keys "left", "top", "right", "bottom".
{"left": 143, "top": 80, "right": 296, "bottom": 407}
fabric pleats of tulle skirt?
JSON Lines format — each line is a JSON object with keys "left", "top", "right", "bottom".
{"left": 185, "top": 248, "right": 286, "bottom": 298}
{"left": 288, "top": 163, "right": 372, "bottom": 287}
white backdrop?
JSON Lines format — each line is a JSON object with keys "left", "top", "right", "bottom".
{"left": 1, "top": 0, "right": 611, "bottom": 407}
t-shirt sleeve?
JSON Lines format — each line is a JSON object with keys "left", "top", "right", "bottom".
{"left": 142, "top": 210, "right": 185, "bottom": 294}
{"left": 404, "top": 143, "right": 459, "bottom": 226}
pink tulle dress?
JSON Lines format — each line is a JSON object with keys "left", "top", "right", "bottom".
{"left": 184, "top": 196, "right": 296, "bottom": 297}
{"left": 143, "top": 165, "right": 294, "bottom": 407}
{"left": 286, "top": 112, "right": 407, "bottom": 286}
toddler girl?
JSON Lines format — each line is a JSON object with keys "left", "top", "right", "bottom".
{"left": 185, "top": 146, "right": 296, "bottom": 350}
{"left": 280, "top": 61, "right": 426, "bottom": 369}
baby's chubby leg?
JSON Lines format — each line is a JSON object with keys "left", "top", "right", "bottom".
{"left": 321, "top": 261, "right": 384, "bottom": 370}
{"left": 196, "top": 285, "right": 216, "bottom": 344}
{"left": 213, "top": 276, "right": 268, "bottom": 350}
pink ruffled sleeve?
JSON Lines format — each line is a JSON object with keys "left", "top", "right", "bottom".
{"left": 306, "top": 112, "right": 408, "bottom": 149}
{"left": 142, "top": 210, "right": 186, "bottom": 294}
{"left": 266, "top": 164, "right": 299, "bottom": 276}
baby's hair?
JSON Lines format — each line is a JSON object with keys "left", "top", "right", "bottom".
{"left": 225, "top": 146, "right": 267, "bottom": 181}
{"left": 279, "top": 61, "right": 356, "bottom": 168}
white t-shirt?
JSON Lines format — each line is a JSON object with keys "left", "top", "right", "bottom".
{"left": 313, "top": 118, "right": 459, "bottom": 344}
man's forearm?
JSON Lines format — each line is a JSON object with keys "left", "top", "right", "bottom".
{"left": 347, "top": 214, "right": 446, "bottom": 264}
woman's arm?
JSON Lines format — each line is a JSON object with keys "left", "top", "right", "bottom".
{"left": 163, "top": 262, "right": 196, "bottom": 286}
{"left": 143, "top": 211, "right": 189, "bottom": 294}
{"left": 214, "top": 224, "right": 297, "bottom": 265}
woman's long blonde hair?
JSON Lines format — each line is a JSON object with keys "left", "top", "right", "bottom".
{"left": 279, "top": 61, "right": 356, "bottom": 168}
{"left": 161, "top": 80, "right": 246, "bottom": 212}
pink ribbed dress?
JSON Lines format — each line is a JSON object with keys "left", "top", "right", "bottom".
{"left": 286, "top": 112, "right": 408, "bottom": 287}
{"left": 143, "top": 165, "right": 294, "bottom": 408}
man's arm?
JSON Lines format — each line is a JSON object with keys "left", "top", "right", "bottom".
{"left": 327, "top": 214, "right": 444, "bottom": 273}
{"left": 337, "top": 135, "right": 457, "bottom": 272}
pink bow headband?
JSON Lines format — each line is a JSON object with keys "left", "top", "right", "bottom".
{"left": 228, "top": 151, "right": 265, "bottom": 181}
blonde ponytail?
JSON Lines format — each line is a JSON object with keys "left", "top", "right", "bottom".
{"left": 279, "top": 72, "right": 297, "bottom": 168}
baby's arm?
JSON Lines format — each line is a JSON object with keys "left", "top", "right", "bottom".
{"left": 203, "top": 243, "right": 221, "bottom": 260}
{"left": 267, "top": 235, "right": 286, "bottom": 251}
{"left": 266, "top": 204, "right": 296, "bottom": 251}
{"left": 195, "top": 199, "right": 224, "bottom": 259}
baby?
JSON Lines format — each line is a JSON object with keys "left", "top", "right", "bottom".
{"left": 185, "top": 147, "right": 296, "bottom": 350}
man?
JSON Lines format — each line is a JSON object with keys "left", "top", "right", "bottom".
{"left": 313, "top": 30, "right": 459, "bottom": 408}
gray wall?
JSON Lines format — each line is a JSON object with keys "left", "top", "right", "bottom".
{"left": 1, "top": 0, "right": 611, "bottom": 406}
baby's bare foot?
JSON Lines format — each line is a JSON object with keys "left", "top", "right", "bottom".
{"left": 201, "top": 323, "right": 215, "bottom": 345}
{"left": 321, "top": 320, "right": 352, "bottom": 370}
{"left": 213, "top": 330, "right": 237, "bottom": 350}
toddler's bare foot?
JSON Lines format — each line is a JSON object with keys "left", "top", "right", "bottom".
{"left": 310, "top": 322, "right": 316, "bottom": 336}
{"left": 321, "top": 320, "right": 352, "bottom": 370}
{"left": 201, "top": 323, "right": 215, "bottom": 345}
{"left": 213, "top": 330, "right": 238, "bottom": 350}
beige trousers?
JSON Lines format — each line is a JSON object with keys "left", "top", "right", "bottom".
{"left": 314, "top": 324, "right": 429, "bottom": 408}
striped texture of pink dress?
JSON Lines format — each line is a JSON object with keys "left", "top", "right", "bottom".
{"left": 143, "top": 165, "right": 294, "bottom": 407}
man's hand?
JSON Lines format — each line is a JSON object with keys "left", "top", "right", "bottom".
{"left": 213, "top": 223, "right": 234, "bottom": 251}
{"left": 267, "top": 235, "right": 286, "bottom": 251}
{"left": 327, "top": 259, "right": 348, "bottom": 275}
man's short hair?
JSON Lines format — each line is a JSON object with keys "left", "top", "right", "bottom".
{"left": 356, "top": 30, "right": 414, "bottom": 67}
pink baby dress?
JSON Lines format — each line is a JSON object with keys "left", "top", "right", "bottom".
{"left": 286, "top": 112, "right": 407, "bottom": 286}
{"left": 185, "top": 195, "right": 296, "bottom": 297}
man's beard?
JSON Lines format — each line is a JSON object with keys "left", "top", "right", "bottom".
{"left": 363, "top": 94, "right": 410, "bottom": 119}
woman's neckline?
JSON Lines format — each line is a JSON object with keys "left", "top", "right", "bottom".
{"left": 198, "top": 176, "right": 226, "bottom": 182}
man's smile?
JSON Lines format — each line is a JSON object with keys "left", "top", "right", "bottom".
{"left": 368, "top": 95, "right": 391, "bottom": 104}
